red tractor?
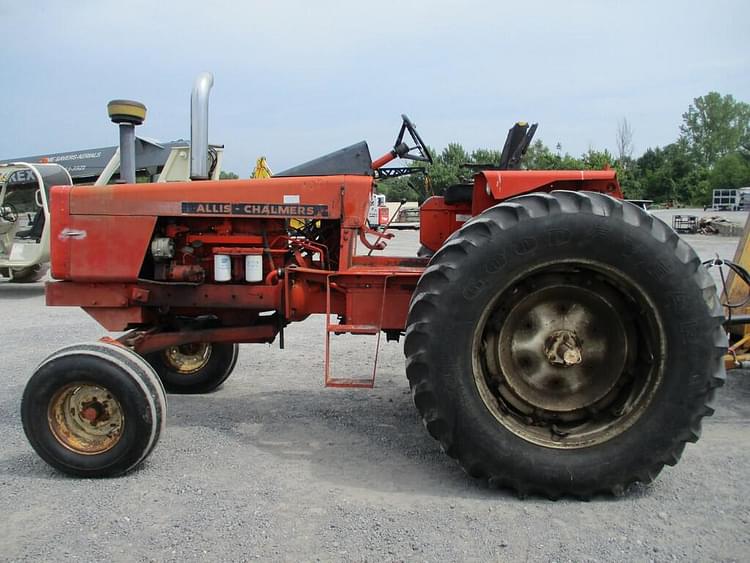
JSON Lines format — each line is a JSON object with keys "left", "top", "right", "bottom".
{"left": 21, "top": 87, "right": 725, "bottom": 498}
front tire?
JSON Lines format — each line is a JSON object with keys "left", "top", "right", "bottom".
{"left": 144, "top": 342, "right": 239, "bottom": 394}
{"left": 21, "top": 342, "right": 166, "bottom": 477}
{"left": 404, "top": 191, "right": 725, "bottom": 498}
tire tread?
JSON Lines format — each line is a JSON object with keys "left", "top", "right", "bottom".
{"left": 404, "top": 190, "right": 726, "bottom": 498}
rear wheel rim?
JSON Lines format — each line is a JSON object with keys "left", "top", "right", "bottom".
{"left": 163, "top": 343, "right": 212, "bottom": 374}
{"left": 47, "top": 383, "right": 124, "bottom": 454}
{"left": 473, "top": 264, "right": 665, "bottom": 449}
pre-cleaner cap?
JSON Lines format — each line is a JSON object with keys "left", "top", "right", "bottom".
{"left": 107, "top": 99, "right": 147, "bottom": 126}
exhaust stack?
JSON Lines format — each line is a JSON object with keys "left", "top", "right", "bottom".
{"left": 190, "top": 72, "right": 214, "bottom": 180}
{"left": 107, "top": 99, "right": 147, "bottom": 184}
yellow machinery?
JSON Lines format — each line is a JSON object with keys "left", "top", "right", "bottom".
{"left": 252, "top": 156, "right": 272, "bottom": 179}
{"left": 251, "top": 157, "right": 311, "bottom": 231}
{"left": 717, "top": 214, "right": 750, "bottom": 368}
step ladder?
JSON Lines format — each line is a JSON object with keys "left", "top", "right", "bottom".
{"left": 324, "top": 274, "right": 391, "bottom": 388}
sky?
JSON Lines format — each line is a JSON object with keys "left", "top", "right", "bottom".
{"left": 1, "top": 0, "right": 748, "bottom": 175}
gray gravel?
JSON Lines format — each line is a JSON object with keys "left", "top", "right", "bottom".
{"left": 1, "top": 224, "right": 749, "bottom": 562}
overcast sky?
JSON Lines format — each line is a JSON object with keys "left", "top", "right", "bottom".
{"left": 1, "top": 0, "right": 748, "bottom": 174}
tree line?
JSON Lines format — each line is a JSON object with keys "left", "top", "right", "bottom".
{"left": 378, "top": 92, "right": 750, "bottom": 206}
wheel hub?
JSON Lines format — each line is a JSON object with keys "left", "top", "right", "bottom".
{"left": 47, "top": 383, "right": 124, "bottom": 454}
{"left": 473, "top": 267, "right": 663, "bottom": 449}
{"left": 495, "top": 279, "right": 628, "bottom": 414}
{"left": 163, "top": 343, "right": 211, "bottom": 374}
{"left": 544, "top": 329, "right": 582, "bottom": 367}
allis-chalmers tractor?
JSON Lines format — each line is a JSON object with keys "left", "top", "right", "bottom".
{"left": 21, "top": 75, "right": 725, "bottom": 498}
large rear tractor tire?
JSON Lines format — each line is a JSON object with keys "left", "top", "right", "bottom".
{"left": 21, "top": 342, "right": 167, "bottom": 477}
{"left": 404, "top": 191, "right": 726, "bottom": 498}
{"left": 10, "top": 264, "right": 48, "bottom": 283}
{"left": 144, "top": 342, "right": 239, "bottom": 394}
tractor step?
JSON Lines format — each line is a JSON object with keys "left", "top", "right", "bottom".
{"left": 324, "top": 322, "right": 381, "bottom": 388}
{"left": 323, "top": 275, "right": 392, "bottom": 389}
{"left": 324, "top": 377, "right": 378, "bottom": 389}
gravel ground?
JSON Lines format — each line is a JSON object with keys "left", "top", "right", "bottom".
{"left": 1, "top": 221, "right": 749, "bottom": 562}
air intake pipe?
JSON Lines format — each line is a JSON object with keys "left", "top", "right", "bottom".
{"left": 107, "top": 99, "right": 146, "bottom": 184}
{"left": 190, "top": 72, "right": 214, "bottom": 180}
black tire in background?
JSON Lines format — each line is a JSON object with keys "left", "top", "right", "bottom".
{"left": 404, "top": 191, "right": 726, "bottom": 498}
{"left": 10, "top": 264, "right": 48, "bottom": 283}
{"left": 21, "top": 342, "right": 166, "bottom": 477}
{"left": 144, "top": 342, "right": 239, "bottom": 394}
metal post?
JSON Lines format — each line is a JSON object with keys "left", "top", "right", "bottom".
{"left": 119, "top": 123, "right": 136, "bottom": 184}
{"left": 107, "top": 99, "right": 146, "bottom": 185}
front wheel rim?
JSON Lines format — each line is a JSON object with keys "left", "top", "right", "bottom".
{"left": 473, "top": 264, "right": 665, "bottom": 449}
{"left": 47, "top": 383, "right": 124, "bottom": 454}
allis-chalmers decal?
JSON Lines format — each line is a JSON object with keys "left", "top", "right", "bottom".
{"left": 182, "top": 202, "right": 329, "bottom": 217}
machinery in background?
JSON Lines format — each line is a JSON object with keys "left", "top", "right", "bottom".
{"left": 387, "top": 203, "right": 420, "bottom": 229}
{"left": 0, "top": 140, "right": 224, "bottom": 187}
{"left": 709, "top": 213, "right": 750, "bottom": 368}
{"left": 0, "top": 162, "right": 72, "bottom": 281}
{"left": 367, "top": 192, "right": 389, "bottom": 227}
{"left": 706, "top": 187, "right": 750, "bottom": 212}
{"left": 252, "top": 156, "right": 273, "bottom": 179}
{"left": 0, "top": 74, "right": 224, "bottom": 283}
{"left": 254, "top": 156, "right": 390, "bottom": 228}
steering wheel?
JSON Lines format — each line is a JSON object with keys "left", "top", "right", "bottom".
{"left": 0, "top": 203, "right": 18, "bottom": 223}
{"left": 395, "top": 114, "right": 433, "bottom": 164}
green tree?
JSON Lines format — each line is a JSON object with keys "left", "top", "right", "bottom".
{"left": 378, "top": 143, "right": 485, "bottom": 201}
{"left": 440, "top": 143, "right": 470, "bottom": 167}
{"left": 377, "top": 175, "right": 423, "bottom": 202}
{"left": 470, "top": 148, "right": 502, "bottom": 164}
{"left": 709, "top": 152, "right": 750, "bottom": 190}
{"left": 523, "top": 140, "right": 585, "bottom": 170}
{"left": 635, "top": 141, "right": 707, "bottom": 205}
{"left": 618, "top": 166, "right": 642, "bottom": 200}
{"left": 379, "top": 94, "right": 750, "bottom": 208}
{"left": 220, "top": 171, "right": 239, "bottom": 179}
{"left": 581, "top": 148, "right": 615, "bottom": 170}
{"left": 680, "top": 92, "right": 750, "bottom": 166}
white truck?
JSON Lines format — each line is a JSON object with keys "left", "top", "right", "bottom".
{"left": 367, "top": 193, "right": 388, "bottom": 228}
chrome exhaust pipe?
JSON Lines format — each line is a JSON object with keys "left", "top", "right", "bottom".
{"left": 190, "top": 72, "right": 214, "bottom": 180}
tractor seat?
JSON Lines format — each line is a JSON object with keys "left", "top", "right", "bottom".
{"left": 15, "top": 209, "right": 45, "bottom": 242}
{"left": 443, "top": 184, "right": 474, "bottom": 205}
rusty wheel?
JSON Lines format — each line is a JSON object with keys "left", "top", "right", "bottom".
{"left": 22, "top": 342, "right": 166, "bottom": 477}
{"left": 163, "top": 343, "right": 212, "bottom": 374}
{"left": 405, "top": 191, "right": 725, "bottom": 498}
{"left": 145, "top": 342, "right": 238, "bottom": 394}
{"left": 48, "top": 383, "right": 125, "bottom": 454}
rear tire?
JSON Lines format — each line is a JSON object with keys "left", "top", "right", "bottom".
{"left": 21, "top": 342, "right": 166, "bottom": 477}
{"left": 144, "top": 342, "right": 239, "bottom": 394}
{"left": 404, "top": 191, "right": 726, "bottom": 498}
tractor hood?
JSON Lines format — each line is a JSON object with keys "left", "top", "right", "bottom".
{"left": 275, "top": 141, "right": 373, "bottom": 177}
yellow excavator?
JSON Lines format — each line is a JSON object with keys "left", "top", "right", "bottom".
{"left": 252, "top": 156, "right": 272, "bottom": 179}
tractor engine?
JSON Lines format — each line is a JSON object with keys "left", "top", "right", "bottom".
{"left": 144, "top": 216, "right": 335, "bottom": 285}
